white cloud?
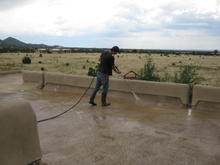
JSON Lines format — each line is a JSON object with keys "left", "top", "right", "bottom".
{"left": 0, "top": 0, "right": 31, "bottom": 10}
{"left": 0, "top": 0, "right": 219, "bottom": 49}
{"left": 0, "top": 0, "right": 119, "bottom": 35}
{"left": 110, "top": 29, "right": 220, "bottom": 49}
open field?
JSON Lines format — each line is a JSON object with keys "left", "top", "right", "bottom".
{"left": 0, "top": 52, "right": 220, "bottom": 86}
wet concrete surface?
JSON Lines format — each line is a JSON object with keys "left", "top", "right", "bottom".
{"left": 1, "top": 73, "right": 220, "bottom": 165}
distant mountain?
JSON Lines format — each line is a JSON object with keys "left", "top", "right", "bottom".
{"left": 1, "top": 37, "right": 29, "bottom": 49}
{"left": 0, "top": 39, "right": 2, "bottom": 48}
{"left": 0, "top": 37, "right": 52, "bottom": 49}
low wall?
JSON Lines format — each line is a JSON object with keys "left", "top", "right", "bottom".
{"left": 0, "top": 101, "right": 42, "bottom": 165}
{"left": 22, "top": 70, "right": 44, "bottom": 84}
{"left": 45, "top": 72, "right": 95, "bottom": 88}
{"left": 20, "top": 71, "right": 220, "bottom": 110}
{"left": 23, "top": 71, "right": 189, "bottom": 106}
{"left": 192, "top": 85, "right": 220, "bottom": 111}
{"left": 109, "top": 78, "right": 189, "bottom": 105}
{"left": 0, "top": 70, "right": 21, "bottom": 75}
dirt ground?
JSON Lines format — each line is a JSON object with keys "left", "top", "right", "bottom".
{"left": 1, "top": 52, "right": 220, "bottom": 86}
{"left": 0, "top": 73, "right": 220, "bottom": 165}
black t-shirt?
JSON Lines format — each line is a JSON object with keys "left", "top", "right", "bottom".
{"left": 98, "top": 51, "right": 115, "bottom": 75}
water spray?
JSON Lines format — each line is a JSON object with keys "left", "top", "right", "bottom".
{"left": 120, "top": 73, "right": 141, "bottom": 101}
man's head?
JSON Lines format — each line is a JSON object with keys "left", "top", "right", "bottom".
{"left": 110, "top": 46, "right": 120, "bottom": 54}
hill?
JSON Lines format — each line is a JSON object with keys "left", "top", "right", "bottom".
{"left": 1, "top": 37, "right": 29, "bottom": 49}
{"left": 0, "top": 37, "right": 52, "bottom": 49}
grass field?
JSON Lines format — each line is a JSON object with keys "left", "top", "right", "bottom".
{"left": 0, "top": 52, "right": 220, "bottom": 87}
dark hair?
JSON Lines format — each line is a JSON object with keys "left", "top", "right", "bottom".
{"left": 111, "top": 46, "right": 120, "bottom": 53}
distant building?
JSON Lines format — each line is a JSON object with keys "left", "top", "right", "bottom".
{"left": 38, "top": 48, "right": 47, "bottom": 53}
{"left": 37, "top": 48, "right": 71, "bottom": 53}
{"left": 61, "top": 49, "right": 71, "bottom": 53}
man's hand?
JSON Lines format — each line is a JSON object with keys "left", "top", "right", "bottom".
{"left": 113, "top": 65, "right": 121, "bottom": 74}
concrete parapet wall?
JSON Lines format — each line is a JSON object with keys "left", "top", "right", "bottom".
{"left": 110, "top": 78, "right": 189, "bottom": 105}
{"left": 21, "top": 71, "right": 189, "bottom": 105}
{"left": 22, "top": 70, "right": 43, "bottom": 83}
{"left": 45, "top": 72, "right": 95, "bottom": 88}
{"left": 0, "top": 70, "right": 21, "bottom": 75}
{"left": 192, "top": 85, "right": 220, "bottom": 110}
{"left": 41, "top": 72, "right": 189, "bottom": 105}
{"left": 0, "top": 101, "right": 41, "bottom": 165}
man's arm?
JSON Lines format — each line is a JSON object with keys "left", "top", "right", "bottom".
{"left": 113, "top": 65, "right": 121, "bottom": 74}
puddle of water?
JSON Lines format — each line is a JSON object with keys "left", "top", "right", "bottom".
{"left": 188, "top": 108, "right": 192, "bottom": 116}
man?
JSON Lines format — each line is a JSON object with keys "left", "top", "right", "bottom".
{"left": 89, "top": 46, "right": 121, "bottom": 106}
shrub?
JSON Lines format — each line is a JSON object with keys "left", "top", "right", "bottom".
{"left": 39, "top": 54, "right": 43, "bottom": 57}
{"left": 174, "top": 65, "right": 202, "bottom": 85}
{"left": 88, "top": 67, "right": 96, "bottom": 76}
{"left": 139, "top": 57, "right": 160, "bottom": 81}
{"left": 174, "top": 65, "right": 205, "bottom": 105}
{"left": 38, "top": 61, "right": 42, "bottom": 64}
{"left": 160, "top": 72, "right": 173, "bottom": 82}
{"left": 87, "top": 63, "right": 100, "bottom": 77}
{"left": 214, "top": 49, "right": 218, "bottom": 55}
{"left": 22, "top": 56, "right": 31, "bottom": 64}
{"left": 65, "top": 63, "right": 70, "bottom": 66}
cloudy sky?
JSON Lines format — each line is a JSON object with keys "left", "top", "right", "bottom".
{"left": 0, "top": 0, "right": 220, "bottom": 50}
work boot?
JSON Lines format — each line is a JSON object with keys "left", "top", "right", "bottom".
{"left": 101, "top": 93, "right": 111, "bottom": 106}
{"left": 89, "top": 100, "right": 97, "bottom": 106}
{"left": 89, "top": 91, "right": 98, "bottom": 106}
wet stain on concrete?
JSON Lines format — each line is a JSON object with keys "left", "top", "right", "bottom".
{"left": 1, "top": 73, "right": 220, "bottom": 165}
{"left": 100, "top": 135, "right": 115, "bottom": 141}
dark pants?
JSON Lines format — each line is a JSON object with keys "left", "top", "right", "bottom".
{"left": 90, "top": 71, "right": 109, "bottom": 102}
